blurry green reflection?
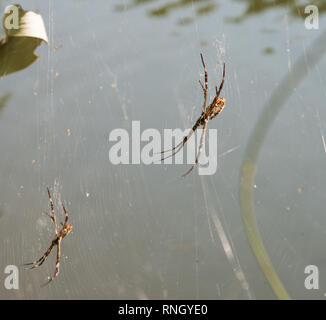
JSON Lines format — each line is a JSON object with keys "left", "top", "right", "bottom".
{"left": 114, "top": 0, "right": 216, "bottom": 22}
{"left": 240, "top": 28, "right": 326, "bottom": 300}
{"left": 230, "top": 0, "right": 326, "bottom": 23}
{"left": 0, "top": 92, "right": 11, "bottom": 115}
{"left": 114, "top": 0, "right": 325, "bottom": 25}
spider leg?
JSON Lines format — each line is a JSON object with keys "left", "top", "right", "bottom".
{"left": 159, "top": 120, "right": 199, "bottom": 155}
{"left": 160, "top": 144, "right": 183, "bottom": 161}
{"left": 159, "top": 139, "right": 183, "bottom": 155}
{"left": 160, "top": 137, "right": 188, "bottom": 161}
{"left": 161, "top": 119, "right": 201, "bottom": 161}
{"left": 47, "top": 187, "right": 58, "bottom": 235}
{"left": 199, "top": 53, "right": 208, "bottom": 113}
{"left": 215, "top": 63, "right": 225, "bottom": 99}
{"left": 41, "top": 239, "right": 61, "bottom": 287}
{"left": 160, "top": 54, "right": 207, "bottom": 158}
{"left": 62, "top": 203, "right": 69, "bottom": 225}
{"left": 23, "top": 242, "right": 55, "bottom": 269}
{"left": 181, "top": 120, "right": 207, "bottom": 178}
{"left": 43, "top": 211, "right": 51, "bottom": 218}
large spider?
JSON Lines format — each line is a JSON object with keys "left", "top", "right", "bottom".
{"left": 161, "top": 54, "right": 226, "bottom": 177}
{"left": 24, "top": 188, "right": 72, "bottom": 286}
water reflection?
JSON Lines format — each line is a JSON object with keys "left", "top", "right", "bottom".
{"left": 0, "top": 92, "right": 11, "bottom": 115}
{"left": 114, "top": 0, "right": 325, "bottom": 24}
{"left": 240, "top": 27, "right": 326, "bottom": 300}
{"left": 148, "top": 0, "right": 214, "bottom": 17}
{"left": 230, "top": 0, "right": 325, "bottom": 23}
{"left": 115, "top": 0, "right": 216, "bottom": 22}
{"left": 262, "top": 47, "right": 275, "bottom": 55}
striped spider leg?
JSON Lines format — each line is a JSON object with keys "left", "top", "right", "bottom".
{"left": 23, "top": 187, "right": 72, "bottom": 286}
{"left": 161, "top": 54, "right": 226, "bottom": 177}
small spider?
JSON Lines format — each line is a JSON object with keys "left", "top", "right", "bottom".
{"left": 24, "top": 187, "right": 72, "bottom": 286}
{"left": 161, "top": 54, "right": 226, "bottom": 177}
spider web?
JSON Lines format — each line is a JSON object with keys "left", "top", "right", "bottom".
{"left": 0, "top": 0, "right": 326, "bottom": 300}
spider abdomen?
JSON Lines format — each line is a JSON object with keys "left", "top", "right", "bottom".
{"left": 206, "top": 97, "right": 226, "bottom": 120}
